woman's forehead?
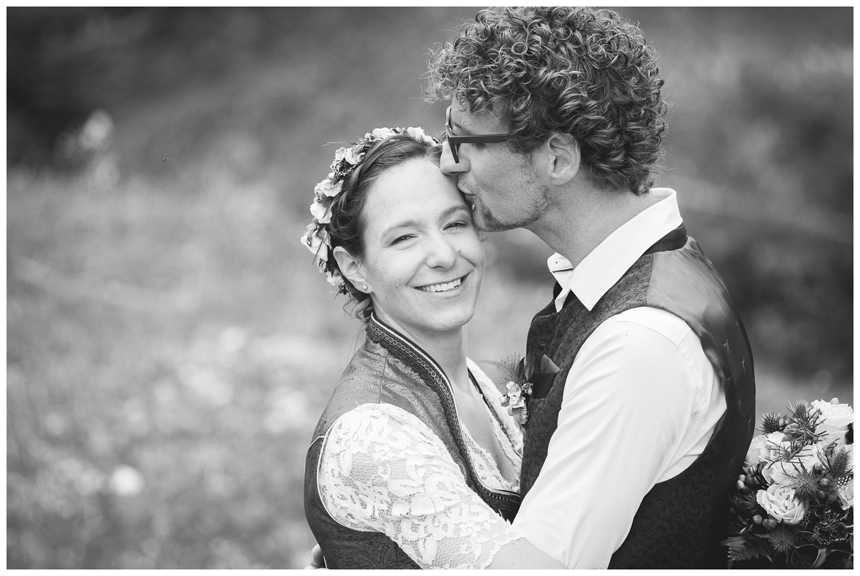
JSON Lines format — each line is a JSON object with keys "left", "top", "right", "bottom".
{"left": 362, "top": 160, "right": 465, "bottom": 228}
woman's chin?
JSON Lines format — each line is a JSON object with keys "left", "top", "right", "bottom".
{"left": 431, "top": 305, "right": 477, "bottom": 333}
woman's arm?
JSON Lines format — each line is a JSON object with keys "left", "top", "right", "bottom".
{"left": 316, "top": 403, "right": 562, "bottom": 569}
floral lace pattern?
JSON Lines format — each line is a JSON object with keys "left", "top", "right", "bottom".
{"left": 461, "top": 423, "right": 519, "bottom": 493}
{"left": 318, "top": 402, "right": 524, "bottom": 569}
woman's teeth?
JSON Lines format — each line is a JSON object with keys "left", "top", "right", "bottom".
{"left": 418, "top": 278, "right": 463, "bottom": 293}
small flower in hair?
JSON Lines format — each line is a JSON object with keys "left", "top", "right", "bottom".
{"left": 406, "top": 126, "right": 428, "bottom": 141}
{"left": 310, "top": 199, "right": 332, "bottom": 225}
{"left": 334, "top": 146, "right": 360, "bottom": 167}
{"left": 314, "top": 178, "right": 342, "bottom": 198}
{"left": 371, "top": 127, "right": 397, "bottom": 140}
{"left": 301, "top": 222, "right": 328, "bottom": 262}
{"left": 325, "top": 269, "right": 345, "bottom": 289}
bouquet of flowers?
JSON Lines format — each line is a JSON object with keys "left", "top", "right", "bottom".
{"left": 723, "top": 398, "right": 853, "bottom": 568}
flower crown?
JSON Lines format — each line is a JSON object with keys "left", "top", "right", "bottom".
{"left": 300, "top": 126, "right": 440, "bottom": 293}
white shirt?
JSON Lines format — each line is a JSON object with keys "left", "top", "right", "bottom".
{"left": 512, "top": 188, "right": 727, "bottom": 568}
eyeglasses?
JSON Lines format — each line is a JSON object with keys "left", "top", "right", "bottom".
{"left": 444, "top": 106, "right": 510, "bottom": 164}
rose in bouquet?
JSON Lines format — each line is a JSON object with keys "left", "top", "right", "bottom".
{"left": 723, "top": 398, "right": 853, "bottom": 568}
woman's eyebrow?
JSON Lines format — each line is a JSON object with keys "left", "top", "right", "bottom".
{"left": 380, "top": 205, "right": 468, "bottom": 237}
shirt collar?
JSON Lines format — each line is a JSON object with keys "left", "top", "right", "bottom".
{"left": 547, "top": 188, "right": 683, "bottom": 312}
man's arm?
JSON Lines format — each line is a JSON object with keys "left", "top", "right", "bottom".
{"left": 513, "top": 308, "right": 721, "bottom": 568}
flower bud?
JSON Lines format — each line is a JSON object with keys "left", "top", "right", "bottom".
{"left": 764, "top": 518, "right": 778, "bottom": 530}
{"left": 736, "top": 480, "right": 745, "bottom": 491}
{"left": 819, "top": 478, "right": 831, "bottom": 488}
{"left": 752, "top": 515, "right": 763, "bottom": 525}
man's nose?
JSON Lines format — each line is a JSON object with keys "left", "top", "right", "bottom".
{"left": 440, "top": 142, "right": 469, "bottom": 175}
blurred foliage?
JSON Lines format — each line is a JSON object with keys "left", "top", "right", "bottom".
{"left": 6, "top": 7, "right": 853, "bottom": 569}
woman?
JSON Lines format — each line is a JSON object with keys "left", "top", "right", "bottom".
{"left": 301, "top": 127, "right": 561, "bottom": 569}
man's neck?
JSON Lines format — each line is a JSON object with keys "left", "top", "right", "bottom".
{"left": 528, "top": 179, "right": 661, "bottom": 269}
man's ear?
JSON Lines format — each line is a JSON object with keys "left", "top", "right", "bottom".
{"left": 333, "top": 246, "right": 370, "bottom": 292}
{"left": 541, "top": 132, "right": 580, "bottom": 185}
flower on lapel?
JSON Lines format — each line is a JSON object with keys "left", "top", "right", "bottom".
{"left": 492, "top": 352, "right": 560, "bottom": 426}
{"left": 500, "top": 379, "right": 532, "bottom": 425}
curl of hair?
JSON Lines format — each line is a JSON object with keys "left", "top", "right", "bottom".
{"left": 424, "top": 7, "right": 667, "bottom": 195}
{"left": 325, "top": 134, "right": 442, "bottom": 321}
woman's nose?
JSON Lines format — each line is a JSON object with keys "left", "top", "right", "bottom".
{"left": 425, "top": 234, "right": 458, "bottom": 268}
{"left": 440, "top": 142, "right": 469, "bottom": 175}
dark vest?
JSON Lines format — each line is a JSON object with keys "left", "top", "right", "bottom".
{"left": 520, "top": 226, "right": 756, "bottom": 568}
{"left": 304, "top": 314, "right": 522, "bottom": 569}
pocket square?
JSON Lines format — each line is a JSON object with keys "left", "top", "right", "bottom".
{"left": 525, "top": 353, "right": 560, "bottom": 400}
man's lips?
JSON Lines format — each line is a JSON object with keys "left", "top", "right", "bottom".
{"left": 460, "top": 191, "right": 476, "bottom": 210}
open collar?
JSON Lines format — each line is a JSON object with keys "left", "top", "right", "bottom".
{"left": 548, "top": 188, "right": 683, "bottom": 312}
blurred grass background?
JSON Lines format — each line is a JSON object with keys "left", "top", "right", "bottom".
{"left": 6, "top": 7, "right": 853, "bottom": 569}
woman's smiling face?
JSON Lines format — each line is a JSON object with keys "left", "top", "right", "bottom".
{"left": 357, "top": 157, "right": 484, "bottom": 342}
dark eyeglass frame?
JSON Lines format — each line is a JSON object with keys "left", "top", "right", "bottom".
{"left": 445, "top": 106, "right": 510, "bottom": 163}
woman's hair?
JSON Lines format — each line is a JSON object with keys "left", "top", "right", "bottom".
{"left": 425, "top": 6, "right": 667, "bottom": 195}
{"left": 304, "top": 130, "right": 442, "bottom": 321}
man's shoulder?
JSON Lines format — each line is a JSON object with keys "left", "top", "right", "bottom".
{"left": 603, "top": 306, "right": 694, "bottom": 348}
{"left": 573, "top": 306, "right": 710, "bottom": 398}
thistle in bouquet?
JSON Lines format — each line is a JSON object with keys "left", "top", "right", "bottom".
{"left": 723, "top": 398, "right": 853, "bottom": 568}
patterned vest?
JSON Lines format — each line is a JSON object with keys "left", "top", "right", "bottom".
{"left": 520, "top": 226, "right": 756, "bottom": 568}
{"left": 304, "top": 315, "right": 522, "bottom": 569}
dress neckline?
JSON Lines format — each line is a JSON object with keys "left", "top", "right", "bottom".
{"left": 367, "top": 312, "right": 522, "bottom": 504}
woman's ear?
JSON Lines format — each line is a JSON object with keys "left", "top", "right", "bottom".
{"left": 543, "top": 132, "right": 580, "bottom": 185}
{"left": 333, "top": 246, "right": 370, "bottom": 293}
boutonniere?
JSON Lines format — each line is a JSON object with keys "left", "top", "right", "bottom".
{"left": 490, "top": 353, "right": 560, "bottom": 425}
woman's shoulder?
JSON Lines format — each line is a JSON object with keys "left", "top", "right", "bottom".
{"left": 332, "top": 402, "right": 431, "bottom": 431}
{"left": 313, "top": 342, "right": 446, "bottom": 438}
{"left": 323, "top": 403, "right": 450, "bottom": 462}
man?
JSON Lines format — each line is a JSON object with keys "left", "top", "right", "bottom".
{"left": 423, "top": 6, "right": 756, "bottom": 569}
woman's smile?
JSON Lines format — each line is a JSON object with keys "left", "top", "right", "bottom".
{"left": 415, "top": 274, "right": 467, "bottom": 293}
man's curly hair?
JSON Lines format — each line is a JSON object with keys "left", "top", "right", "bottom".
{"left": 425, "top": 7, "right": 668, "bottom": 195}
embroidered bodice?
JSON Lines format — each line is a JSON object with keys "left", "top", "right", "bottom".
{"left": 316, "top": 360, "right": 524, "bottom": 569}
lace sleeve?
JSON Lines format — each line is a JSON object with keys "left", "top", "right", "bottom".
{"left": 317, "top": 403, "right": 523, "bottom": 569}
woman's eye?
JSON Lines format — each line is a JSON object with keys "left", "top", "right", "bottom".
{"left": 391, "top": 234, "right": 414, "bottom": 245}
{"left": 445, "top": 220, "right": 468, "bottom": 230}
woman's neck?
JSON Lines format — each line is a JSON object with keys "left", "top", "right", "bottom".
{"left": 374, "top": 313, "right": 470, "bottom": 392}
{"left": 421, "top": 333, "right": 469, "bottom": 390}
